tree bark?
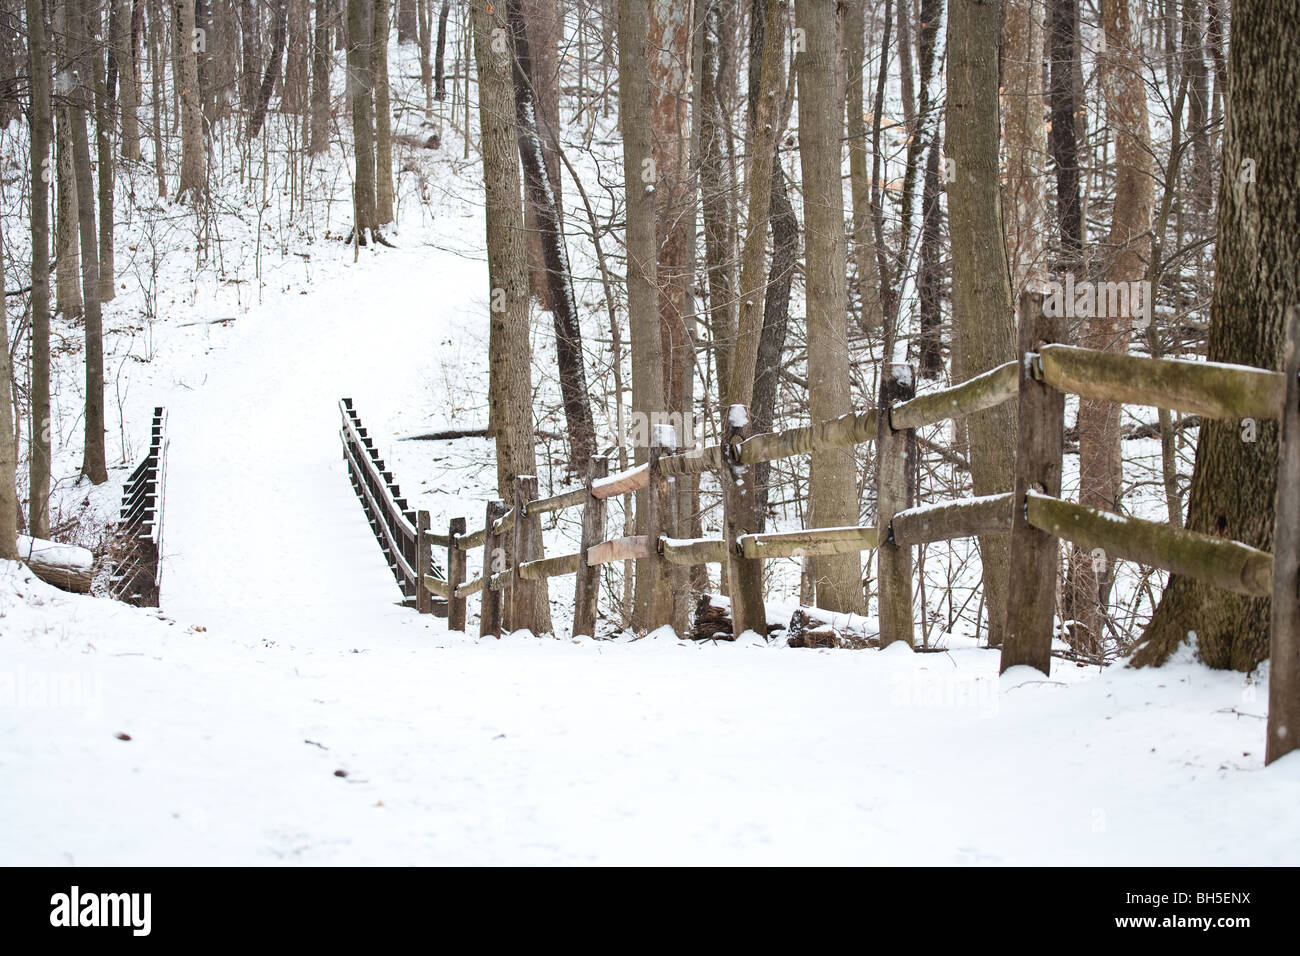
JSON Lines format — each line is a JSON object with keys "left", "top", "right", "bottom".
{"left": 247, "top": 0, "right": 287, "bottom": 138}
{"left": 347, "top": 0, "right": 377, "bottom": 239}
{"left": 1134, "top": 0, "right": 1300, "bottom": 671}
{"left": 521, "top": 0, "right": 562, "bottom": 307}
{"left": 945, "top": 0, "right": 1016, "bottom": 645}
{"left": 0, "top": 211, "right": 18, "bottom": 558}
{"left": 470, "top": 0, "right": 551, "bottom": 634}
{"left": 699, "top": 0, "right": 736, "bottom": 403}
{"left": 619, "top": 0, "right": 667, "bottom": 629}
{"left": 27, "top": 0, "right": 54, "bottom": 538}
{"left": 373, "top": 0, "right": 394, "bottom": 223}
{"left": 174, "top": 0, "right": 206, "bottom": 197}
{"left": 506, "top": 0, "right": 596, "bottom": 469}
{"left": 796, "top": 0, "right": 862, "bottom": 612}
{"left": 1001, "top": 0, "right": 1048, "bottom": 295}
{"left": 310, "top": 0, "right": 331, "bottom": 152}
{"left": 397, "top": 0, "right": 417, "bottom": 42}
{"left": 70, "top": 0, "right": 109, "bottom": 484}
{"left": 433, "top": 0, "right": 449, "bottom": 100}
{"left": 118, "top": 0, "right": 141, "bottom": 160}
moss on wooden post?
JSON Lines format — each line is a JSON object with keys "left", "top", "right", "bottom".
{"left": 876, "top": 364, "right": 916, "bottom": 647}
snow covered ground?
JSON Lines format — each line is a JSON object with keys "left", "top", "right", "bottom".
{"left": 2, "top": 29, "right": 1295, "bottom": 868}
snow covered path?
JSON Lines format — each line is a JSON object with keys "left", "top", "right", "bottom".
{"left": 3, "top": 241, "right": 1299, "bottom": 866}
{"left": 160, "top": 244, "right": 461, "bottom": 644}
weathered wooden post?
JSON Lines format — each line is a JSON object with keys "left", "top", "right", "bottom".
{"left": 480, "top": 498, "right": 507, "bottom": 638}
{"left": 721, "top": 405, "right": 765, "bottom": 638}
{"left": 876, "top": 363, "right": 917, "bottom": 647}
{"left": 644, "top": 425, "right": 677, "bottom": 631}
{"left": 416, "top": 510, "right": 432, "bottom": 614}
{"left": 573, "top": 457, "right": 608, "bottom": 637}
{"left": 1268, "top": 305, "right": 1300, "bottom": 764}
{"left": 1001, "top": 291, "right": 1065, "bottom": 674}
{"left": 447, "top": 516, "right": 467, "bottom": 631}
{"left": 511, "top": 475, "right": 544, "bottom": 633}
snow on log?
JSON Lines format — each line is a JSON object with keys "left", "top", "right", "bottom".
{"left": 889, "top": 360, "right": 1019, "bottom": 430}
{"left": 586, "top": 535, "right": 649, "bottom": 566}
{"left": 786, "top": 607, "right": 878, "bottom": 649}
{"left": 1025, "top": 490, "right": 1273, "bottom": 597}
{"left": 17, "top": 535, "right": 94, "bottom": 594}
{"left": 1036, "top": 344, "right": 1285, "bottom": 421}
{"left": 891, "top": 493, "right": 1014, "bottom": 546}
{"left": 590, "top": 463, "right": 649, "bottom": 500}
{"left": 739, "top": 525, "right": 877, "bottom": 559}
{"left": 736, "top": 409, "right": 879, "bottom": 465}
{"left": 660, "top": 536, "right": 727, "bottom": 566}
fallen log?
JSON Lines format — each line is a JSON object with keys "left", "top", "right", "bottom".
{"left": 17, "top": 535, "right": 94, "bottom": 594}
{"left": 786, "top": 606, "right": 878, "bottom": 649}
{"left": 689, "top": 594, "right": 783, "bottom": 641}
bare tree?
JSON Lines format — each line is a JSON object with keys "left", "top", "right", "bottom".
{"left": 27, "top": 0, "right": 54, "bottom": 537}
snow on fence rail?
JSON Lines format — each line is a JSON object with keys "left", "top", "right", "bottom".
{"left": 337, "top": 298, "right": 1300, "bottom": 765}
{"left": 339, "top": 399, "right": 446, "bottom": 616}
{"left": 107, "top": 407, "right": 168, "bottom": 605}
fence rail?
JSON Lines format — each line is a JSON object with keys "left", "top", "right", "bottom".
{"left": 108, "top": 407, "right": 168, "bottom": 607}
{"left": 337, "top": 299, "right": 1300, "bottom": 765}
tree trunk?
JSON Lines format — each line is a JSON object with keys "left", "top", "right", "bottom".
{"left": 0, "top": 200, "right": 19, "bottom": 558}
{"left": 174, "top": 0, "right": 206, "bottom": 197}
{"left": 71, "top": 0, "right": 109, "bottom": 484}
{"left": 372, "top": 0, "right": 394, "bottom": 223}
{"left": 239, "top": 0, "right": 260, "bottom": 112}
{"left": 92, "top": 0, "right": 117, "bottom": 303}
{"left": 118, "top": 0, "right": 141, "bottom": 160}
{"left": 283, "top": 0, "right": 310, "bottom": 114}
{"left": 521, "top": 0, "right": 562, "bottom": 307}
{"left": 619, "top": 0, "right": 667, "bottom": 629}
{"left": 506, "top": 0, "right": 596, "bottom": 469}
{"left": 946, "top": 0, "right": 1016, "bottom": 645}
{"left": 1047, "top": 0, "right": 1083, "bottom": 265}
{"left": 796, "top": 0, "right": 862, "bottom": 613}
{"left": 1134, "top": 0, "right": 1300, "bottom": 671}
{"left": 844, "top": 0, "right": 881, "bottom": 333}
{"left": 699, "top": 0, "right": 736, "bottom": 404}
{"left": 470, "top": 0, "right": 551, "bottom": 634}
{"left": 347, "top": 0, "right": 377, "bottom": 239}
{"left": 1001, "top": 0, "right": 1047, "bottom": 295}
{"left": 27, "top": 0, "right": 54, "bottom": 539}
{"left": 55, "top": 73, "right": 83, "bottom": 318}
{"left": 433, "top": 0, "right": 449, "bottom": 100}
{"left": 1065, "top": 0, "right": 1153, "bottom": 654}
{"left": 727, "top": 0, "right": 785, "bottom": 407}
{"left": 247, "top": 0, "right": 287, "bottom": 138}
{"left": 310, "top": 0, "right": 331, "bottom": 152}
{"left": 397, "top": 0, "right": 416, "bottom": 42}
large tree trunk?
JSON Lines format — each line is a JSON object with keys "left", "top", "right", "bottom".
{"left": 70, "top": 0, "right": 109, "bottom": 484}
{"left": 795, "top": 0, "right": 861, "bottom": 612}
{"left": 521, "top": 0, "right": 562, "bottom": 307}
{"left": 27, "top": 0, "right": 54, "bottom": 539}
{"left": 0, "top": 200, "right": 19, "bottom": 558}
{"left": 247, "top": 0, "right": 287, "bottom": 138}
{"left": 1001, "top": 0, "right": 1047, "bottom": 296}
{"left": 1066, "top": 0, "right": 1153, "bottom": 654}
{"left": 1047, "top": 0, "right": 1083, "bottom": 266}
{"left": 844, "top": 0, "right": 881, "bottom": 333}
{"left": 433, "top": 0, "right": 449, "bottom": 100}
{"left": 347, "top": 0, "right": 377, "bottom": 239}
{"left": 506, "top": 0, "right": 596, "bottom": 469}
{"left": 239, "top": 0, "right": 260, "bottom": 111}
{"left": 174, "top": 0, "right": 206, "bottom": 197}
{"left": 92, "top": 0, "right": 116, "bottom": 303}
{"left": 1134, "top": 0, "right": 1300, "bottom": 671}
{"left": 372, "top": 0, "right": 394, "bottom": 223}
{"left": 945, "top": 0, "right": 1016, "bottom": 645}
{"left": 619, "top": 0, "right": 668, "bottom": 629}
{"left": 699, "top": 0, "right": 736, "bottom": 404}
{"left": 55, "top": 103, "right": 82, "bottom": 317}
{"left": 310, "top": 0, "right": 331, "bottom": 153}
{"left": 915, "top": 0, "right": 944, "bottom": 377}
{"left": 470, "top": 0, "right": 551, "bottom": 635}
{"left": 283, "top": 0, "right": 310, "bottom": 115}
{"left": 397, "top": 0, "right": 417, "bottom": 42}
{"left": 118, "top": 0, "right": 141, "bottom": 160}
{"left": 727, "top": 0, "right": 785, "bottom": 407}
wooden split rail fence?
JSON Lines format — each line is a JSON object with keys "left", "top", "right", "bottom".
{"left": 108, "top": 407, "right": 168, "bottom": 607}
{"left": 339, "top": 296, "right": 1300, "bottom": 765}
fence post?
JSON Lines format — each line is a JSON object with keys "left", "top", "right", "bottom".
{"left": 876, "top": 363, "right": 917, "bottom": 647}
{"left": 645, "top": 426, "right": 677, "bottom": 631}
{"left": 721, "top": 405, "right": 765, "bottom": 638}
{"left": 480, "top": 498, "right": 506, "bottom": 638}
{"left": 447, "top": 516, "right": 467, "bottom": 631}
{"left": 511, "top": 475, "right": 544, "bottom": 634}
{"left": 1001, "top": 291, "right": 1065, "bottom": 674}
{"left": 1268, "top": 305, "right": 1300, "bottom": 764}
{"left": 573, "top": 457, "right": 608, "bottom": 638}
{"left": 416, "top": 510, "right": 432, "bottom": 614}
